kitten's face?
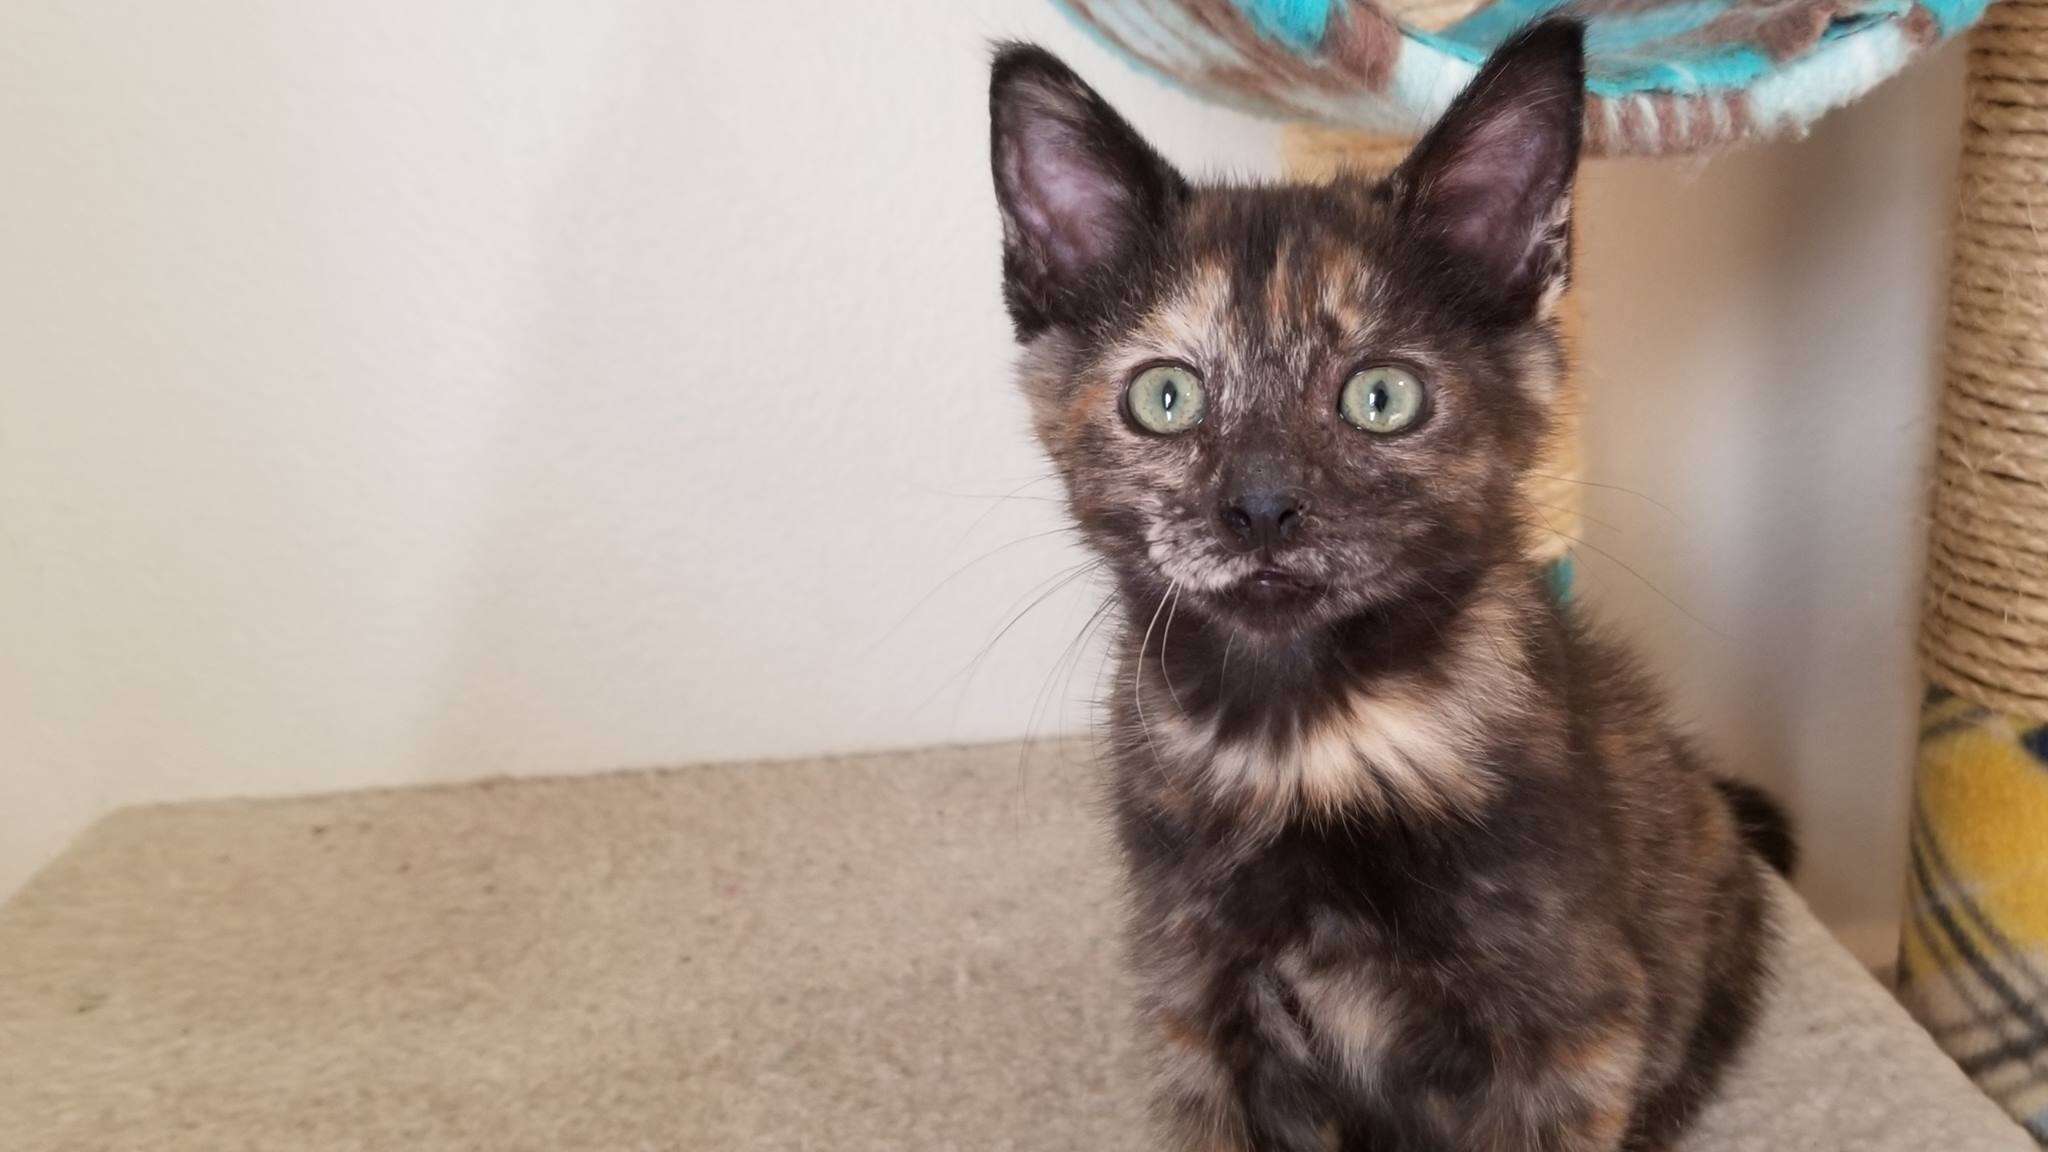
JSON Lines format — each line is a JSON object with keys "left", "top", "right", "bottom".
{"left": 1014, "top": 187, "right": 1565, "bottom": 637}
{"left": 989, "top": 28, "right": 1582, "bottom": 642}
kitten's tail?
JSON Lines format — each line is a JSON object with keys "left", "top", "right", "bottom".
{"left": 1714, "top": 778, "right": 1798, "bottom": 877}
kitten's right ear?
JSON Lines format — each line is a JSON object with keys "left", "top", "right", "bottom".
{"left": 990, "top": 44, "right": 1187, "bottom": 337}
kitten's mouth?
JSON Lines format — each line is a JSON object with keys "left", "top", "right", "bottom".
{"left": 1218, "top": 567, "right": 1326, "bottom": 618}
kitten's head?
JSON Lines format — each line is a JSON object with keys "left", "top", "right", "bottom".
{"left": 989, "top": 23, "right": 1583, "bottom": 643}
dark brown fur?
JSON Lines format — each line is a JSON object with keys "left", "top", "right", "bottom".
{"left": 988, "top": 22, "right": 1784, "bottom": 1151}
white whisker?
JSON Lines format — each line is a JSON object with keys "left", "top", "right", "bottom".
{"left": 1160, "top": 581, "right": 1186, "bottom": 713}
{"left": 1134, "top": 586, "right": 1174, "bottom": 763}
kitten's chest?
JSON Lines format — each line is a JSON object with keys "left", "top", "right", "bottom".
{"left": 1142, "top": 827, "right": 1497, "bottom": 1094}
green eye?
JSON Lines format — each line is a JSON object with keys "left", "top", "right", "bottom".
{"left": 1125, "top": 363, "right": 1207, "bottom": 435}
{"left": 1339, "top": 365, "right": 1425, "bottom": 434}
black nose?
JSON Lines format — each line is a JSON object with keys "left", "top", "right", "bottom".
{"left": 1219, "top": 490, "right": 1304, "bottom": 551}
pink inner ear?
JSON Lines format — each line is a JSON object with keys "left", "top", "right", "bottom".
{"left": 1434, "top": 110, "right": 1548, "bottom": 251}
{"left": 1408, "top": 88, "right": 1573, "bottom": 295}
{"left": 1009, "top": 111, "right": 1133, "bottom": 276}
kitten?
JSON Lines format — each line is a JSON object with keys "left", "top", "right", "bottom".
{"left": 987, "top": 21, "right": 1791, "bottom": 1152}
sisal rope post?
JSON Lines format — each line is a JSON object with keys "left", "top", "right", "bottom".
{"left": 1922, "top": 0, "right": 2048, "bottom": 715}
{"left": 1902, "top": 0, "right": 2048, "bottom": 1139}
{"left": 1283, "top": 125, "right": 1588, "bottom": 578}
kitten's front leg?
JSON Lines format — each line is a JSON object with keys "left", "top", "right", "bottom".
{"left": 1149, "top": 1009, "right": 1262, "bottom": 1151}
{"left": 1147, "top": 1000, "right": 1337, "bottom": 1152}
{"left": 1456, "top": 1016, "right": 1647, "bottom": 1152}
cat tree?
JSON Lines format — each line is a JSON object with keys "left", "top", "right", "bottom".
{"left": 1054, "top": 0, "right": 2045, "bottom": 1138}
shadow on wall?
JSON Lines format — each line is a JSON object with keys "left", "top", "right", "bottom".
{"left": 1574, "top": 41, "right": 1965, "bottom": 953}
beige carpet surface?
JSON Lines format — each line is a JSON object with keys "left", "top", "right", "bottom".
{"left": 0, "top": 740, "right": 2033, "bottom": 1151}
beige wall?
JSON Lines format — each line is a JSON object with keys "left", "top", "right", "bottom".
{"left": 0, "top": 1, "right": 1963, "bottom": 958}
{"left": 1573, "top": 57, "right": 1966, "bottom": 962}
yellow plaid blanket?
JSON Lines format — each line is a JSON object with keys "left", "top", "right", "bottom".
{"left": 1903, "top": 690, "right": 2048, "bottom": 1142}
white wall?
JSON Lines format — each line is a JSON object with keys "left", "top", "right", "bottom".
{"left": 0, "top": 0, "right": 1963, "bottom": 954}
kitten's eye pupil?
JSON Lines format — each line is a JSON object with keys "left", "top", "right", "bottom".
{"left": 1340, "top": 366, "right": 1424, "bottom": 435}
{"left": 1126, "top": 364, "right": 1206, "bottom": 436}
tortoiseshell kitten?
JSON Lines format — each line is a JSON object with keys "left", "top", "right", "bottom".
{"left": 987, "top": 21, "right": 1793, "bottom": 1152}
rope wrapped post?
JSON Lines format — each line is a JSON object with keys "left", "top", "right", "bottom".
{"left": 1903, "top": 0, "right": 2048, "bottom": 1139}
{"left": 1284, "top": 123, "right": 1586, "bottom": 588}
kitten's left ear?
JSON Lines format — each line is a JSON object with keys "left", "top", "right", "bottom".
{"left": 990, "top": 44, "right": 1188, "bottom": 337}
{"left": 1394, "top": 20, "right": 1585, "bottom": 316}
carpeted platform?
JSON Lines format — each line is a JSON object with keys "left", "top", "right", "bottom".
{"left": 0, "top": 740, "right": 2034, "bottom": 1150}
